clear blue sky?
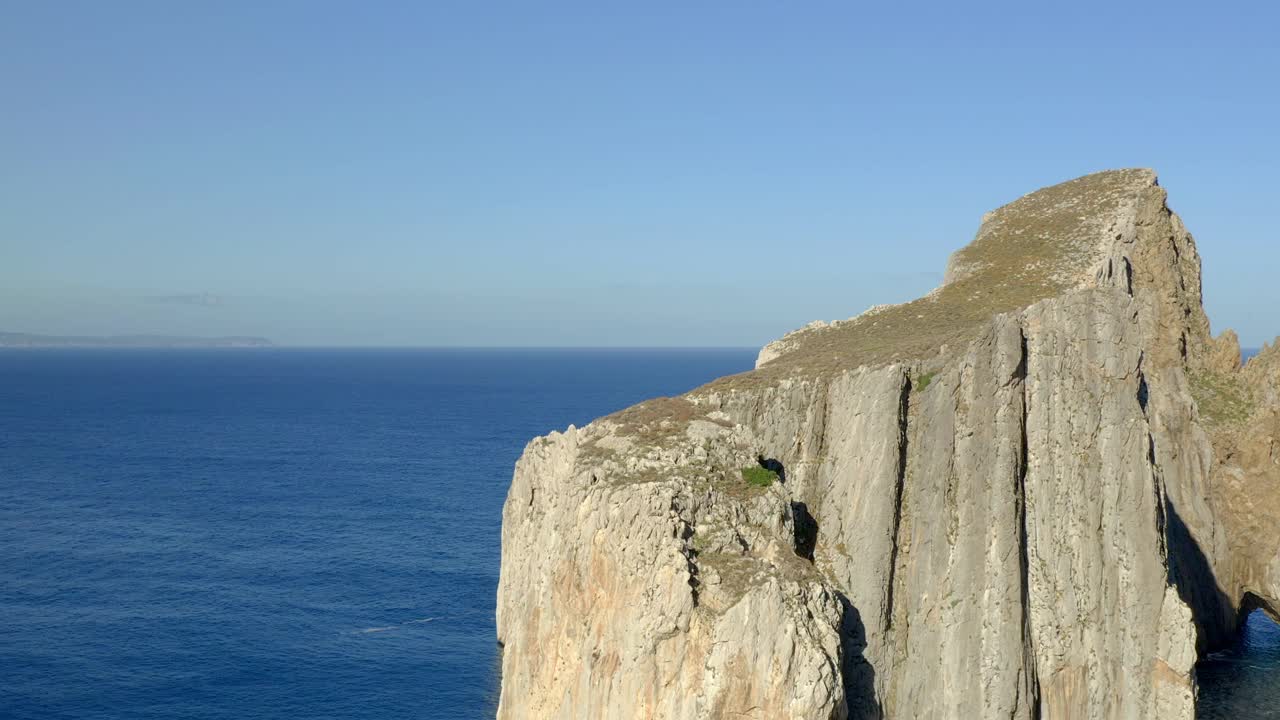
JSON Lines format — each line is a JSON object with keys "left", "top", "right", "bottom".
{"left": 3, "top": 1, "right": 1278, "bottom": 347}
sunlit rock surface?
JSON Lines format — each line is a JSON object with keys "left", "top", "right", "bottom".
{"left": 497, "top": 170, "right": 1280, "bottom": 719}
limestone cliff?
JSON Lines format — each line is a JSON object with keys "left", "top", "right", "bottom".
{"left": 496, "top": 170, "right": 1280, "bottom": 719}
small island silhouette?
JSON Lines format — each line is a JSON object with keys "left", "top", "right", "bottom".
{"left": 0, "top": 331, "right": 272, "bottom": 348}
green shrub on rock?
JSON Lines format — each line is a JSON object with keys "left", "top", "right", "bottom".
{"left": 741, "top": 466, "right": 778, "bottom": 488}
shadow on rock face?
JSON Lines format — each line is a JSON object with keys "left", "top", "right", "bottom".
{"left": 838, "top": 595, "right": 882, "bottom": 720}
{"left": 1165, "top": 499, "right": 1238, "bottom": 652}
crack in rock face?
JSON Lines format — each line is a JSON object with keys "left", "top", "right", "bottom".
{"left": 495, "top": 169, "right": 1280, "bottom": 719}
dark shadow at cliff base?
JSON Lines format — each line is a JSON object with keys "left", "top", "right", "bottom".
{"left": 837, "top": 595, "right": 882, "bottom": 720}
{"left": 1164, "top": 500, "right": 1238, "bottom": 652}
{"left": 484, "top": 642, "right": 503, "bottom": 718}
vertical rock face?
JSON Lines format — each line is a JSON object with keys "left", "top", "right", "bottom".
{"left": 496, "top": 170, "right": 1280, "bottom": 719}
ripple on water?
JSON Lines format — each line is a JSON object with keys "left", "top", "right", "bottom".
{"left": 1197, "top": 609, "right": 1280, "bottom": 719}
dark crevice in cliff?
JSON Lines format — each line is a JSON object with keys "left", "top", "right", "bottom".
{"left": 791, "top": 500, "right": 818, "bottom": 562}
{"left": 757, "top": 455, "right": 786, "bottom": 481}
{"left": 883, "top": 371, "right": 912, "bottom": 632}
{"left": 812, "top": 379, "right": 832, "bottom": 463}
{"left": 1139, "top": 363, "right": 1171, "bottom": 571}
{"left": 1139, "top": 359, "right": 1172, "bottom": 569}
{"left": 1150, "top": 436, "right": 1169, "bottom": 562}
{"left": 1015, "top": 330, "right": 1042, "bottom": 719}
{"left": 758, "top": 456, "right": 817, "bottom": 562}
{"left": 1135, "top": 352, "right": 1149, "bottom": 414}
{"left": 678, "top": 518, "right": 701, "bottom": 607}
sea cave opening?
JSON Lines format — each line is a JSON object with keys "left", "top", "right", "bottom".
{"left": 1195, "top": 603, "right": 1280, "bottom": 719}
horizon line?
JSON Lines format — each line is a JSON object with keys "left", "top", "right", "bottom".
{"left": 0, "top": 344, "right": 762, "bottom": 351}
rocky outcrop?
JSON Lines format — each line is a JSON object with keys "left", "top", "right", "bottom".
{"left": 496, "top": 169, "right": 1280, "bottom": 718}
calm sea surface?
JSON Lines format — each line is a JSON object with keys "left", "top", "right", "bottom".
{"left": 1, "top": 347, "right": 1274, "bottom": 718}
{"left": 0, "top": 348, "right": 754, "bottom": 719}
{"left": 1198, "top": 609, "right": 1280, "bottom": 719}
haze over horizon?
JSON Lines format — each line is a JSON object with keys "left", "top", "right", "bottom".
{"left": 4, "top": 2, "right": 1279, "bottom": 347}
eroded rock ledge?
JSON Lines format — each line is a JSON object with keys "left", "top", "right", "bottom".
{"left": 496, "top": 170, "right": 1280, "bottom": 719}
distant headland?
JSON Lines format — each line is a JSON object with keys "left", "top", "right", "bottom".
{"left": 0, "top": 332, "right": 273, "bottom": 348}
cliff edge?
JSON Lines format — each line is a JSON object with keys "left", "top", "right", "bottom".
{"left": 496, "top": 170, "right": 1280, "bottom": 719}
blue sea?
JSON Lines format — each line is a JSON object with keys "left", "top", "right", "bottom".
{"left": 1198, "top": 609, "right": 1280, "bottom": 719}
{"left": 0, "top": 348, "right": 755, "bottom": 719}
{"left": 1, "top": 347, "right": 1275, "bottom": 719}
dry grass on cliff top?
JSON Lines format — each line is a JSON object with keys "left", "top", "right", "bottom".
{"left": 586, "top": 170, "right": 1157, "bottom": 448}
{"left": 586, "top": 396, "right": 731, "bottom": 448}
{"left": 1190, "top": 370, "right": 1257, "bottom": 427}
{"left": 694, "top": 548, "right": 821, "bottom": 611}
{"left": 703, "top": 169, "right": 1157, "bottom": 392}
{"left": 606, "top": 396, "right": 717, "bottom": 434}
